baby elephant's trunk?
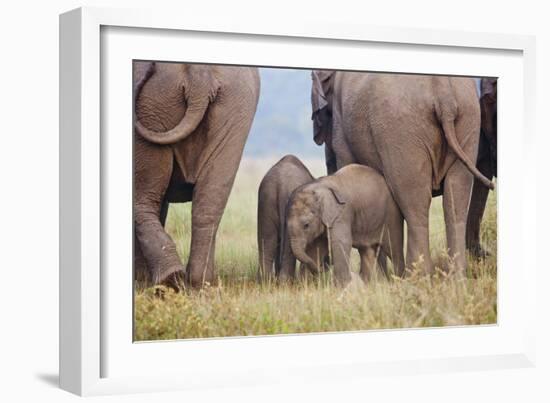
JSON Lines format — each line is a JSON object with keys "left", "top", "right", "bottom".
{"left": 290, "top": 239, "right": 319, "bottom": 272}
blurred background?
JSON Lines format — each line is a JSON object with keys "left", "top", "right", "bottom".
{"left": 243, "top": 67, "right": 323, "bottom": 159}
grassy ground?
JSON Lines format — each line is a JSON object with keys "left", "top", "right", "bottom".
{"left": 134, "top": 158, "right": 497, "bottom": 341}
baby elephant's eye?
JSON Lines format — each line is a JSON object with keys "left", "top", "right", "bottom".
{"left": 303, "top": 223, "right": 309, "bottom": 229}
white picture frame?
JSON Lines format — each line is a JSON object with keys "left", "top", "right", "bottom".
{"left": 59, "top": 6, "right": 537, "bottom": 396}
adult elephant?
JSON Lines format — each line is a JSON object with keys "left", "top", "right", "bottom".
{"left": 133, "top": 61, "right": 260, "bottom": 288}
{"left": 311, "top": 70, "right": 494, "bottom": 274}
{"left": 466, "top": 77, "right": 497, "bottom": 257}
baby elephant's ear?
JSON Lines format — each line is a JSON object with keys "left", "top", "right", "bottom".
{"left": 320, "top": 187, "right": 346, "bottom": 228}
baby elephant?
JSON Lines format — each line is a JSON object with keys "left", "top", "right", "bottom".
{"left": 286, "top": 164, "right": 405, "bottom": 286}
{"left": 257, "top": 155, "right": 323, "bottom": 281}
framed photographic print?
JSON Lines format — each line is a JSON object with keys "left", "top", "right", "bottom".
{"left": 60, "top": 6, "right": 537, "bottom": 396}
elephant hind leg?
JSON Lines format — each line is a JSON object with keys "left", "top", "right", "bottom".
{"left": 257, "top": 222, "right": 279, "bottom": 283}
{"left": 186, "top": 144, "right": 245, "bottom": 288}
{"left": 294, "top": 238, "right": 327, "bottom": 282}
{"left": 443, "top": 162, "right": 474, "bottom": 274}
{"left": 359, "top": 247, "right": 377, "bottom": 284}
{"left": 134, "top": 234, "right": 149, "bottom": 287}
{"left": 381, "top": 209, "right": 405, "bottom": 278}
{"left": 384, "top": 165, "right": 433, "bottom": 274}
{"left": 278, "top": 236, "right": 296, "bottom": 283}
{"left": 134, "top": 139, "right": 184, "bottom": 287}
{"left": 329, "top": 227, "right": 353, "bottom": 286}
{"left": 376, "top": 249, "right": 389, "bottom": 279}
{"left": 134, "top": 212, "right": 185, "bottom": 287}
{"left": 159, "top": 199, "right": 169, "bottom": 228}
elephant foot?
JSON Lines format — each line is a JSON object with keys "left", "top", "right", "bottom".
{"left": 187, "top": 268, "right": 217, "bottom": 288}
{"left": 149, "top": 264, "right": 186, "bottom": 291}
{"left": 276, "top": 274, "right": 294, "bottom": 285}
{"left": 467, "top": 243, "right": 491, "bottom": 259}
{"left": 161, "top": 270, "right": 186, "bottom": 292}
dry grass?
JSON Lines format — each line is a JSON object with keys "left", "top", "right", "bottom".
{"left": 134, "top": 158, "right": 497, "bottom": 341}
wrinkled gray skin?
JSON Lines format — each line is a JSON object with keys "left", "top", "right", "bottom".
{"left": 257, "top": 155, "right": 325, "bottom": 282}
{"left": 133, "top": 62, "right": 260, "bottom": 289}
{"left": 467, "top": 78, "right": 497, "bottom": 257}
{"left": 287, "top": 164, "right": 405, "bottom": 286}
{"left": 311, "top": 71, "right": 494, "bottom": 274}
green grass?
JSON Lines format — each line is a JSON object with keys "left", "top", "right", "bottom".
{"left": 135, "top": 158, "right": 497, "bottom": 341}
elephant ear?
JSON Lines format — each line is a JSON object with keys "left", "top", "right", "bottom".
{"left": 311, "top": 70, "right": 335, "bottom": 145}
{"left": 311, "top": 71, "right": 329, "bottom": 114}
{"left": 320, "top": 187, "right": 346, "bottom": 229}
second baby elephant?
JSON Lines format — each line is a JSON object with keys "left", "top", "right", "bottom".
{"left": 257, "top": 155, "right": 325, "bottom": 281}
{"left": 286, "top": 164, "right": 405, "bottom": 286}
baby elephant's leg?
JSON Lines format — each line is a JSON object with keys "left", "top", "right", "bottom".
{"left": 298, "top": 262, "right": 310, "bottom": 282}
{"left": 359, "top": 247, "right": 377, "bottom": 284}
{"left": 376, "top": 249, "right": 389, "bottom": 279}
{"left": 298, "top": 238, "right": 327, "bottom": 281}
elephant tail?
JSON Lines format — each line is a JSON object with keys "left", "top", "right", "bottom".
{"left": 440, "top": 118, "right": 495, "bottom": 190}
{"left": 434, "top": 77, "right": 494, "bottom": 190}
{"left": 135, "top": 102, "right": 210, "bottom": 145}
{"left": 133, "top": 61, "right": 156, "bottom": 101}
{"left": 133, "top": 62, "right": 211, "bottom": 145}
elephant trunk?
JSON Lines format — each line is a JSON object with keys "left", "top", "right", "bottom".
{"left": 290, "top": 239, "right": 319, "bottom": 272}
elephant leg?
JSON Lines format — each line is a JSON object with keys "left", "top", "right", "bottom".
{"left": 159, "top": 199, "right": 169, "bottom": 228}
{"left": 318, "top": 237, "right": 330, "bottom": 273}
{"left": 290, "top": 247, "right": 310, "bottom": 282}
{"left": 384, "top": 160, "right": 433, "bottom": 274}
{"left": 186, "top": 154, "right": 242, "bottom": 288}
{"left": 134, "top": 139, "right": 184, "bottom": 287}
{"left": 310, "top": 237, "right": 329, "bottom": 273}
{"left": 278, "top": 236, "right": 297, "bottom": 282}
{"left": 300, "top": 236, "right": 330, "bottom": 281}
{"left": 359, "top": 247, "right": 377, "bottom": 284}
{"left": 295, "top": 237, "right": 328, "bottom": 282}
{"left": 381, "top": 211, "right": 405, "bottom": 278}
{"left": 186, "top": 186, "right": 223, "bottom": 287}
{"left": 328, "top": 226, "right": 353, "bottom": 286}
{"left": 133, "top": 234, "right": 149, "bottom": 286}
{"left": 406, "top": 223, "right": 432, "bottom": 275}
{"left": 443, "top": 162, "right": 474, "bottom": 274}
{"left": 466, "top": 157, "right": 493, "bottom": 257}
{"left": 258, "top": 223, "right": 278, "bottom": 282}
{"left": 376, "top": 251, "right": 389, "bottom": 279}
{"left": 298, "top": 262, "right": 309, "bottom": 282}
